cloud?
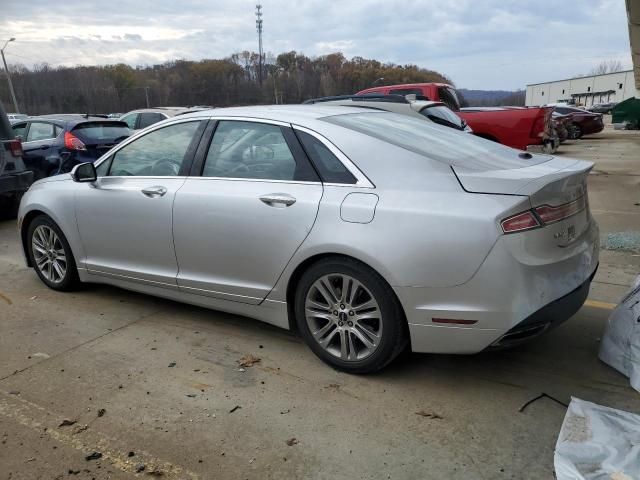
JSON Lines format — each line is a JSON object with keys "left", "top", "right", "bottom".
{"left": 123, "top": 33, "right": 143, "bottom": 41}
{"left": 0, "top": 0, "right": 632, "bottom": 89}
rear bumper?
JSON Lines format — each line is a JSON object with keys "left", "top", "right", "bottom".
{"left": 396, "top": 217, "right": 599, "bottom": 354}
{"left": 488, "top": 264, "right": 596, "bottom": 348}
{"left": 0, "top": 170, "right": 33, "bottom": 195}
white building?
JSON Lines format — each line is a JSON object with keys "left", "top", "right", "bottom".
{"left": 525, "top": 70, "right": 640, "bottom": 107}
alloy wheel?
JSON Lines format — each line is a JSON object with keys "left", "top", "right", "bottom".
{"left": 304, "top": 274, "right": 383, "bottom": 361}
{"left": 32, "top": 225, "right": 67, "bottom": 284}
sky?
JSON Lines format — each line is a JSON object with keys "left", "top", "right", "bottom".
{"left": 0, "top": 0, "right": 633, "bottom": 90}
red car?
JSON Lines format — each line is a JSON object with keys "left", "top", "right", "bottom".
{"left": 551, "top": 106, "right": 604, "bottom": 139}
{"left": 357, "top": 83, "right": 557, "bottom": 152}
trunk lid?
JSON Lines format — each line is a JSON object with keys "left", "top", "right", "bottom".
{"left": 452, "top": 156, "right": 592, "bottom": 205}
{"left": 454, "top": 156, "right": 594, "bottom": 249}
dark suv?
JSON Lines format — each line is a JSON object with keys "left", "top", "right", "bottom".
{"left": 0, "top": 101, "right": 33, "bottom": 218}
{"left": 11, "top": 115, "right": 131, "bottom": 180}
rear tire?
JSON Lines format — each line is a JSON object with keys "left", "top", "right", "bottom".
{"left": 568, "top": 123, "right": 582, "bottom": 139}
{"left": 294, "top": 257, "right": 408, "bottom": 374}
{"left": 26, "top": 215, "right": 80, "bottom": 291}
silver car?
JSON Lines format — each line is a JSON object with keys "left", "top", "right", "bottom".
{"left": 18, "top": 105, "right": 599, "bottom": 373}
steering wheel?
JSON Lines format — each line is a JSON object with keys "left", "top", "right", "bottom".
{"left": 150, "top": 159, "right": 180, "bottom": 176}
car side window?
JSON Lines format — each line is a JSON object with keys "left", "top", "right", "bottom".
{"left": 296, "top": 130, "right": 356, "bottom": 184}
{"left": 107, "top": 121, "right": 201, "bottom": 177}
{"left": 12, "top": 123, "right": 27, "bottom": 140}
{"left": 121, "top": 113, "right": 138, "bottom": 130}
{"left": 138, "top": 112, "right": 166, "bottom": 129}
{"left": 203, "top": 121, "right": 303, "bottom": 181}
{"left": 26, "top": 122, "right": 55, "bottom": 142}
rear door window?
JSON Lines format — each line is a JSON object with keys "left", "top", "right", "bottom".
{"left": 203, "top": 121, "right": 317, "bottom": 181}
{"left": 138, "top": 112, "right": 166, "bottom": 129}
{"left": 26, "top": 122, "right": 56, "bottom": 142}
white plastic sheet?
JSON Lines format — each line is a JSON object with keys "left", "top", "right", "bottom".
{"left": 599, "top": 275, "right": 640, "bottom": 392}
{"left": 554, "top": 397, "right": 640, "bottom": 480}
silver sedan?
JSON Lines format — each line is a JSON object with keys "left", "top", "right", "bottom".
{"left": 18, "top": 105, "right": 599, "bottom": 373}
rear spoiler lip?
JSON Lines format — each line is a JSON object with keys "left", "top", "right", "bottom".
{"left": 450, "top": 157, "right": 594, "bottom": 198}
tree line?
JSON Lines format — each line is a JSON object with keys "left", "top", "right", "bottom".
{"left": 0, "top": 51, "right": 454, "bottom": 115}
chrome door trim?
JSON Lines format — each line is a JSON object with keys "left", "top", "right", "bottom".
{"left": 292, "top": 125, "right": 375, "bottom": 188}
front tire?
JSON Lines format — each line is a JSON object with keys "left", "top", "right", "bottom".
{"left": 27, "top": 215, "right": 79, "bottom": 291}
{"left": 295, "top": 257, "right": 408, "bottom": 374}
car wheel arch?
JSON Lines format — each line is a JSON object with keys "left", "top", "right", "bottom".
{"left": 284, "top": 252, "right": 407, "bottom": 333}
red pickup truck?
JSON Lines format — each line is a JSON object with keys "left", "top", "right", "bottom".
{"left": 357, "top": 83, "right": 557, "bottom": 152}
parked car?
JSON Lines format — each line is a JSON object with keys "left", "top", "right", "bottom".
{"left": 303, "top": 94, "right": 472, "bottom": 132}
{"left": 18, "top": 105, "right": 599, "bottom": 373}
{"left": 7, "top": 113, "right": 28, "bottom": 123}
{"left": 587, "top": 102, "right": 617, "bottom": 114}
{"left": 357, "top": 83, "right": 557, "bottom": 153}
{"left": 552, "top": 106, "right": 605, "bottom": 139}
{"left": 119, "top": 107, "right": 203, "bottom": 130}
{"left": 10, "top": 115, "right": 131, "bottom": 180}
{"left": 0, "top": 102, "right": 33, "bottom": 218}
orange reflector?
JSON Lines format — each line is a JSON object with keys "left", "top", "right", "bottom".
{"left": 432, "top": 318, "right": 478, "bottom": 325}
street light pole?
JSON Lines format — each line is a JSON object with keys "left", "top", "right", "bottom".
{"left": 1, "top": 38, "right": 19, "bottom": 113}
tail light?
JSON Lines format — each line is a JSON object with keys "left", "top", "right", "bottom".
{"left": 5, "top": 139, "right": 23, "bottom": 157}
{"left": 534, "top": 196, "right": 586, "bottom": 225}
{"left": 501, "top": 196, "right": 587, "bottom": 234}
{"left": 64, "top": 131, "right": 87, "bottom": 151}
{"left": 501, "top": 211, "right": 541, "bottom": 233}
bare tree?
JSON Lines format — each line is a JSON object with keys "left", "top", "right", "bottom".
{"left": 589, "top": 60, "right": 624, "bottom": 75}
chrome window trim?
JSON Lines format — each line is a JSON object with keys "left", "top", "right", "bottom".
{"left": 292, "top": 125, "right": 375, "bottom": 188}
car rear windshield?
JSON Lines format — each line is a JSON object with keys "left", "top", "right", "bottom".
{"left": 72, "top": 122, "right": 131, "bottom": 142}
{"left": 323, "top": 112, "right": 549, "bottom": 171}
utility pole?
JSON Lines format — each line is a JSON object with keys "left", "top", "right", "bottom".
{"left": 1, "top": 38, "right": 19, "bottom": 113}
{"left": 144, "top": 86, "right": 150, "bottom": 108}
{"left": 255, "top": 4, "right": 264, "bottom": 86}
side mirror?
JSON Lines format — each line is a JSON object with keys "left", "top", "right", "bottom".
{"left": 71, "top": 162, "right": 97, "bottom": 183}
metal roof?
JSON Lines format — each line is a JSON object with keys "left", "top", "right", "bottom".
{"left": 525, "top": 70, "right": 633, "bottom": 87}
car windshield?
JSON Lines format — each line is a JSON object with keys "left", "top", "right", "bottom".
{"left": 323, "top": 112, "right": 549, "bottom": 171}
{"left": 72, "top": 122, "right": 131, "bottom": 142}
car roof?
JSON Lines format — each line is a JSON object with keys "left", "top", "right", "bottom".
{"left": 174, "top": 104, "right": 387, "bottom": 124}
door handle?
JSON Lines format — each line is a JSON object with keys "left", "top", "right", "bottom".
{"left": 259, "top": 193, "right": 296, "bottom": 207}
{"left": 141, "top": 186, "right": 168, "bottom": 198}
